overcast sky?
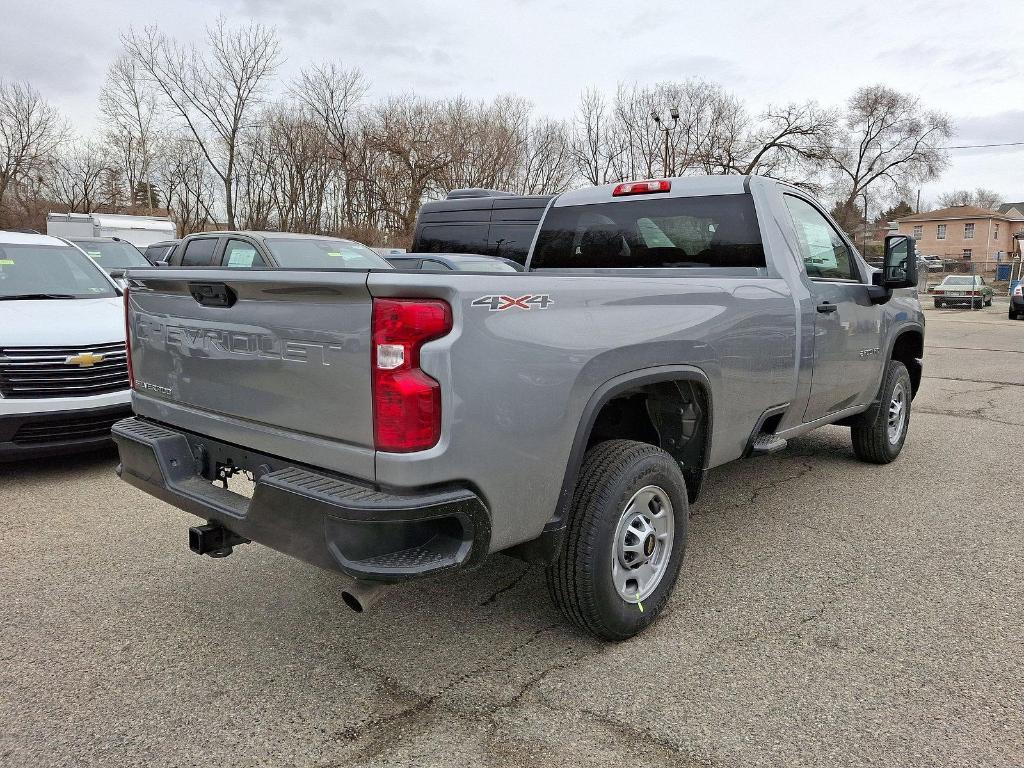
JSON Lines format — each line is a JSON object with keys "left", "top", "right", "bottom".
{"left": 3, "top": 0, "right": 1022, "bottom": 205}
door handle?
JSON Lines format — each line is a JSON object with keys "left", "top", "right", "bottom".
{"left": 189, "top": 282, "right": 236, "bottom": 308}
{"left": 816, "top": 302, "right": 838, "bottom": 314}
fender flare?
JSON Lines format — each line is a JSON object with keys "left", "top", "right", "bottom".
{"left": 557, "top": 365, "right": 713, "bottom": 524}
{"left": 504, "top": 365, "right": 714, "bottom": 564}
{"left": 881, "top": 323, "right": 925, "bottom": 399}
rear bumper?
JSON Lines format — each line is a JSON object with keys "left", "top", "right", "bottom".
{"left": 0, "top": 404, "right": 131, "bottom": 461}
{"left": 933, "top": 294, "right": 984, "bottom": 306}
{"left": 112, "top": 417, "right": 490, "bottom": 583}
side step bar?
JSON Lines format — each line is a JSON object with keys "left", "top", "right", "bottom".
{"left": 749, "top": 433, "right": 788, "bottom": 456}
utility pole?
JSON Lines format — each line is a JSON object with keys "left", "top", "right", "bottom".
{"left": 650, "top": 107, "right": 680, "bottom": 177}
{"left": 916, "top": 188, "right": 921, "bottom": 214}
{"left": 861, "top": 191, "right": 869, "bottom": 257}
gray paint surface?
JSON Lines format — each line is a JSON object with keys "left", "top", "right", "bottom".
{"left": 124, "top": 176, "right": 924, "bottom": 553}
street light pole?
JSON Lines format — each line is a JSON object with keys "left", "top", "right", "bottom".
{"left": 650, "top": 107, "right": 680, "bottom": 177}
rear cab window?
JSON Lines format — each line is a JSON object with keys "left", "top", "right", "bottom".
{"left": 529, "top": 193, "right": 766, "bottom": 271}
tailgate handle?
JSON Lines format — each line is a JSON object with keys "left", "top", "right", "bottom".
{"left": 189, "top": 282, "right": 236, "bottom": 308}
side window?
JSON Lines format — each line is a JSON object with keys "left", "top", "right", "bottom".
{"left": 488, "top": 223, "right": 538, "bottom": 266}
{"left": 419, "top": 260, "right": 452, "bottom": 272}
{"left": 417, "top": 224, "right": 489, "bottom": 255}
{"left": 181, "top": 238, "right": 218, "bottom": 267}
{"left": 783, "top": 195, "right": 858, "bottom": 281}
{"left": 223, "top": 239, "right": 266, "bottom": 268}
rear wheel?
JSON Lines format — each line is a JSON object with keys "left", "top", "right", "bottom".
{"left": 1010, "top": 309, "right": 1019, "bottom": 320}
{"left": 933, "top": 299, "right": 943, "bottom": 309}
{"left": 985, "top": 297, "right": 992, "bottom": 307}
{"left": 851, "top": 360, "right": 912, "bottom": 464}
{"left": 546, "top": 439, "right": 688, "bottom": 641}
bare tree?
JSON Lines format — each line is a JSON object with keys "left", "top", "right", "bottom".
{"left": 936, "top": 187, "right": 1001, "bottom": 210}
{"left": 99, "top": 55, "right": 161, "bottom": 213}
{"left": 516, "top": 118, "right": 574, "bottom": 195}
{"left": 153, "top": 133, "right": 217, "bottom": 235}
{"left": 46, "top": 141, "right": 113, "bottom": 212}
{"left": 828, "top": 84, "right": 952, "bottom": 232}
{"left": 571, "top": 88, "right": 622, "bottom": 186}
{"left": 729, "top": 102, "right": 837, "bottom": 188}
{"left": 121, "top": 17, "right": 282, "bottom": 227}
{"left": 0, "top": 80, "right": 65, "bottom": 218}
{"left": 362, "top": 95, "right": 454, "bottom": 235}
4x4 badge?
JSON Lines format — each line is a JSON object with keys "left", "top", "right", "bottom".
{"left": 471, "top": 294, "right": 553, "bottom": 312}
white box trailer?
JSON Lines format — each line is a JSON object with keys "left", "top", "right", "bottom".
{"left": 46, "top": 213, "right": 176, "bottom": 248}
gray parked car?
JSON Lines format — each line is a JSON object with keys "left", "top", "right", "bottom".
{"left": 113, "top": 175, "right": 924, "bottom": 640}
{"left": 163, "top": 231, "right": 391, "bottom": 270}
{"left": 386, "top": 253, "right": 523, "bottom": 271}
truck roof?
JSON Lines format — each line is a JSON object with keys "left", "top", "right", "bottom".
{"left": 553, "top": 175, "right": 755, "bottom": 208}
{"left": 185, "top": 230, "right": 362, "bottom": 242}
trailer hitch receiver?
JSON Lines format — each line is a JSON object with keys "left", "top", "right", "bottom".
{"left": 189, "top": 523, "right": 250, "bottom": 558}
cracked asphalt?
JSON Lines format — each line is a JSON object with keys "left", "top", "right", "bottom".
{"left": 2, "top": 305, "right": 1022, "bottom": 767}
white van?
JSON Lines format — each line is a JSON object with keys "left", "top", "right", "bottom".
{"left": 0, "top": 231, "right": 131, "bottom": 460}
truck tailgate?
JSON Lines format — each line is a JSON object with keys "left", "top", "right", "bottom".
{"left": 125, "top": 269, "right": 375, "bottom": 477}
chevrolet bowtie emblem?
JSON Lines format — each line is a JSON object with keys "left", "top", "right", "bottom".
{"left": 65, "top": 352, "right": 105, "bottom": 367}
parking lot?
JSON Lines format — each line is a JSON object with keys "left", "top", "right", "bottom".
{"left": 2, "top": 303, "right": 1021, "bottom": 768}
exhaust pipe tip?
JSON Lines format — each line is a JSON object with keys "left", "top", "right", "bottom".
{"left": 341, "top": 579, "right": 391, "bottom": 613}
{"left": 341, "top": 591, "right": 365, "bottom": 613}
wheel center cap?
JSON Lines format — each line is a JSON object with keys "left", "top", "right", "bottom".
{"left": 643, "top": 534, "right": 656, "bottom": 558}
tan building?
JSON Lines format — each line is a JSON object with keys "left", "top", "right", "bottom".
{"left": 896, "top": 204, "right": 1024, "bottom": 268}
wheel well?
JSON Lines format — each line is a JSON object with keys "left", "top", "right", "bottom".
{"left": 586, "top": 380, "right": 710, "bottom": 502}
{"left": 891, "top": 330, "right": 924, "bottom": 398}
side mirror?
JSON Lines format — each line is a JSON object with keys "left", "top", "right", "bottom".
{"left": 882, "top": 234, "right": 917, "bottom": 289}
{"left": 108, "top": 269, "right": 126, "bottom": 280}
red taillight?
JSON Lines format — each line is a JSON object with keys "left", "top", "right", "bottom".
{"left": 371, "top": 298, "right": 452, "bottom": 452}
{"left": 124, "top": 286, "right": 135, "bottom": 389}
{"left": 612, "top": 179, "right": 671, "bottom": 197}
{"left": 1014, "top": 284, "right": 1023, "bottom": 297}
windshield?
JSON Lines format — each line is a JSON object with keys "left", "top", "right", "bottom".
{"left": 70, "top": 240, "right": 150, "bottom": 269}
{"left": 942, "top": 276, "right": 977, "bottom": 285}
{"left": 0, "top": 244, "right": 117, "bottom": 298}
{"left": 264, "top": 238, "right": 392, "bottom": 269}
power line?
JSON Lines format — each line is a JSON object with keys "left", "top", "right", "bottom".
{"left": 942, "top": 141, "right": 1024, "bottom": 150}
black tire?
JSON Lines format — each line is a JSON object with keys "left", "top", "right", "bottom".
{"left": 850, "top": 360, "right": 912, "bottom": 464}
{"left": 933, "top": 300, "right": 942, "bottom": 309}
{"left": 546, "top": 439, "right": 688, "bottom": 641}
{"left": 985, "top": 298, "right": 992, "bottom": 307}
{"left": 973, "top": 299, "right": 982, "bottom": 310}
{"left": 1010, "top": 310, "right": 1019, "bottom": 320}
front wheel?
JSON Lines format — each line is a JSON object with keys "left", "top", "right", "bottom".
{"left": 546, "top": 439, "right": 688, "bottom": 641}
{"left": 850, "top": 360, "right": 912, "bottom": 464}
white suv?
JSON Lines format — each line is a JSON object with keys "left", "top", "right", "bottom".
{"left": 0, "top": 231, "right": 132, "bottom": 461}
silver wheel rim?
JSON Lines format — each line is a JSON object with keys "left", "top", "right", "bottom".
{"left": 611, "top": 485, "right": 674, "bottom": 603}
{"left": 887, "top": 382, "right": 907, "bottom": 444}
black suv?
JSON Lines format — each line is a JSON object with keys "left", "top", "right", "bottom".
{"left": 411, "top": 189, "right": 551, "bottom": 266}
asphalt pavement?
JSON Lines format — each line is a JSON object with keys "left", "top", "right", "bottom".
{"left": 2, "top": 304, "right": 1022, "bottom": 767}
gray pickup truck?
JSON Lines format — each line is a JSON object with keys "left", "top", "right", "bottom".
{"left": 113, "top": 175, "right": 924, "bottom": 640}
